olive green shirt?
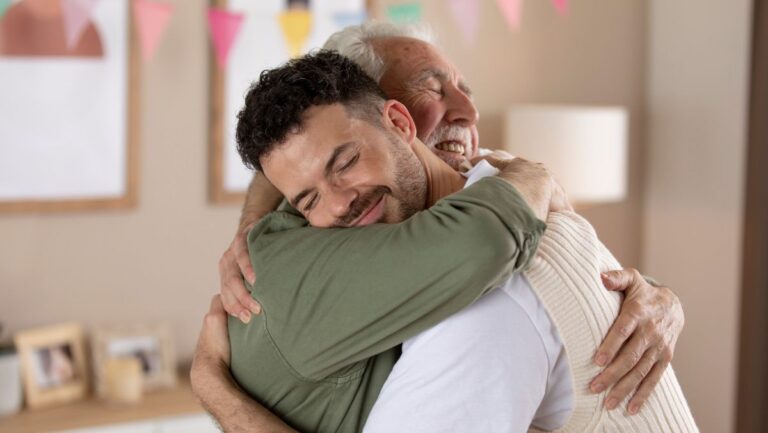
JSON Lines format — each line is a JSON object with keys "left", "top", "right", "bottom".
{"left": 229, "top": 176, "right": 546, "bottom": 433}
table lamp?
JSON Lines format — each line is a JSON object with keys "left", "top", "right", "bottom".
{"left": 504, "top": 105, "right": 628, "bottom": 203}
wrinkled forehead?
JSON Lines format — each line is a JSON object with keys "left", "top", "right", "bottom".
{"left": 372, "top": 37, "right": 459, "bottom": 84}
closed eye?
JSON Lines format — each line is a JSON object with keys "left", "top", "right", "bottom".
{"left": 337, "top": 153, "right": 359, "bottom": 173}
{"left": 303, "top": 193, "right": 318, "bottom": 212}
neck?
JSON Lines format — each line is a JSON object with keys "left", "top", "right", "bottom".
{"left": 412, "top": 139, "right": 466, "bottom": 207}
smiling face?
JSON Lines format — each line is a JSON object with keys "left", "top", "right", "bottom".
{"left": 372, "top": 37, "right": 480, "bottom": 169}
{"left": 259, "top": 101, "right": 427, "bottom": 228}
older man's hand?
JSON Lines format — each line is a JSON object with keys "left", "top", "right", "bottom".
{"left": 590, "top": 269, "right": 684, "bottom": 415}
{"left": 472, "top": 154, "right": 573, "bottom": 220}
{"left": 191, "top": 295, "right": 232, "bottom": 390}
{"left": 219, "top": 224, "right": 262, "bottom": 324}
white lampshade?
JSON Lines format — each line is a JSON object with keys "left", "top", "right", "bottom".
{"left": 504, "top": 105, "right": 628, "bottom": 203}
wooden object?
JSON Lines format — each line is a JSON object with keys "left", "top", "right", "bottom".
{"left": 14, "top": 323, "right": 89, "bottom": 409}
{"left": 0, "top": 1, "right": 139, "bottom": 213}
{"left": 0, "top": 377, "right": 204, "bottom": 433}
{"left": 103, "top": 358, "right": 142, "bottom": 405}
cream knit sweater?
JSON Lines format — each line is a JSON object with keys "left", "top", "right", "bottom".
{"left": 524, "top": 212, "right": 699, "bottom": 433}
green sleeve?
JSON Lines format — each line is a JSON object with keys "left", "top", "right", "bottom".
{"left": 247, "top": 176, "right": 546, "bottom": 380}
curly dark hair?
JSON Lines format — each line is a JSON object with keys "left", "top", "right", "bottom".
{"left": 235, "top": 50, "right": 388, "bottom": 172}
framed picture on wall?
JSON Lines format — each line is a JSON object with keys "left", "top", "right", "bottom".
{"left": 14, "top": 323, "right": 89, "bottom": 409}
{"left": 91, "top": 324, "right": 176, "bottom": 397}
{"left": 209, "top": 0, "right": 369, "bottom": 204}
{"left": 0, "top": 0, "right": 139, "bottom": 212}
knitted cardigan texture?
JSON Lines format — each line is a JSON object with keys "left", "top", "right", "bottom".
{"left": 524, "top": 212, "right": 699, "bottom": 433}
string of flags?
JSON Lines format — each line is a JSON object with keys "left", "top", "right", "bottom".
{"left": 389, "top": 0, "right": 570, "bottom": 43}
{"left": 0, "top": 0, "right": 571, "bottom": 66}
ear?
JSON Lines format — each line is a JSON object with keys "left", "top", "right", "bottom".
{"left": 382, "top": 99, "right": 417, "bottom": 145}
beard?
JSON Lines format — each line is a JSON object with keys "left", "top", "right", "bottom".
{"left": 391, "top": 140, "right": 428, "bottom": 221}
{"left": 334, "top": 130, "right": 427, "bottom": 227}
{"left": 424, "top": 124, "right": 473, "bottom": 155}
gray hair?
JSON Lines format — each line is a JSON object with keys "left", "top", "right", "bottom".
{"left": 322, "top": 20, "right": 435, "bottom": 83}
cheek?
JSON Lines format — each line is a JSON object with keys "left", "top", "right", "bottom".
{"left": 407, "top": 100, "right": 445, "bottom": 142}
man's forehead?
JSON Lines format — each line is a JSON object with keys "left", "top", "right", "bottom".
{"left": 374, "top": 37, "right": 461, "bottom": 82}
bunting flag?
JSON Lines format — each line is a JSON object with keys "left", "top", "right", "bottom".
{"left": 61, "top": 0, "right": 101, "bottom": 50}
{"left": 496, "top": 0, "right": 522, "bottom": 30}
{"left": 448, "top": 0, "right": 479, "bottom": 45}
{"left": 552, "top": 0, "right": 569, "bottom": 15}
{"left": 0, "top": 0, "right": 12, "bottom": 19}
{"left": 278, "top": 10, "right": 312, "bottom": 58}
{"left": 386, "top": 2, "right": 422, "bottom": 24}
{"left": 133, "top": 0, "right": 174, "bottom": 62}
{"left": 207, "top": 7, "right": 244, "bottom": 69}
{"left": 333, "top": 10, "right": 367, "bottom": 29}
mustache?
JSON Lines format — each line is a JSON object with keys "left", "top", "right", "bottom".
{"left": 425, "top": 124, "right": 472, "bottom": 149}
{"left": 335, "top": 186, "right": 389, "bottom": 227}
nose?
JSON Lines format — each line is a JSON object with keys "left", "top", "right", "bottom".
{"left": 324, "top": 186, "right": 358, "bottom": 220}
{"left": 443, "top": 84, "right": 479, "bottom": 127}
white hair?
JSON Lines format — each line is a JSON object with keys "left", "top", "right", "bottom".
{"left": 322, "top": 20, "right": 435, "bottom": 83}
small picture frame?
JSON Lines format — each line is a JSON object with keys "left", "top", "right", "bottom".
{"left": 91, "top": 324, "right": 176, "bottom": 397}
{"left": 14, "top": 323, "right": 89, "bottom": 409}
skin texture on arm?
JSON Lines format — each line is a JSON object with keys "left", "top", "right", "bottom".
{"left": 191, "top": 296, "right": 298, "bottom": 433}
{"left": 220, "top": 172, "right": 284, "bottom": 322}
{"left": 238, "top": 172, "right": 284, "bottom": 233}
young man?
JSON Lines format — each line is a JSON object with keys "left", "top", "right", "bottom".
{"left": 215, "top": 24, "right": 684, "bottom": 417}
{"left": 193, "top": 51, "right": 696, "bottom": 432}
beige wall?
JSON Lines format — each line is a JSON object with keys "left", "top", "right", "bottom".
{"left": 0, "top": 0, "right": 649, "bottom": 362}
{"left": 0, "top": 3, "right": 232, "bottom": 360}
{"left": 643, "top": 1, "right": 752, "bottom": 432}
{"left": 377, "top": 0, "right": 649, "bottom": 267}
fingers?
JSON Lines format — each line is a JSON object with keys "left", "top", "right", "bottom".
{"left": 594, "top": 309, "right": 639, "bottom": 369}
{"left": 209, "top": 294, "right": 225, "bottom": 314}
{"left": 601, "top": 268, "right": 641, "bottom": 291}
{"left": 602, "top": 345, "right": 659, "bottom": 411}
{"left": 592, "top": 323, "right": 648, "bottom": 393}
{"left": 233, "top": 230, "right": 256, "bottom": 285}
{"left": 627, "top": 360, "right": 668, "bottom": 414}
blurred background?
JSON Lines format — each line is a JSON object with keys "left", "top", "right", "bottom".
{"left": 0, "top": 0, "right": 765, "bottom": 432}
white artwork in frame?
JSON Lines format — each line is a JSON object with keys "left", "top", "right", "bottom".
{"left": 210, "top": 0, "right": 367, "bottom": 204}
{"left": 0, "top": 0, "right": 138, "bottom": 212}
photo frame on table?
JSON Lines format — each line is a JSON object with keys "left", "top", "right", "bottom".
{"left": 209, "top": 0, "right": 370, "bottom": 204}
{"left": 91, "top": 324, "right": 176, "bottom": 397}
{"left": 0, "top": 0, "right": 139, "bottom": 212}
{"left": 14, "top": 323, "right": 89, "bottom": 409}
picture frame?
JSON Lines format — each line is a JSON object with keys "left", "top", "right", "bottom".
{"left": 91, "top": 324, "right": 177, "bottom": 397}
{"left": 208, "top": 0, "right": 369, "bottom": 204}
{"left": 0, "top": 0, "right": 140, "bottom": 213}
{"left": 14, "top": 323, "right": 89, "bottom": 409}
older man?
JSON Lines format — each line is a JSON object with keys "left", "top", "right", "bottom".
{"left": 199, "top": 23, "right": 684, "bottom": 430}
{"left": 193, "top": 50, "right": 698, "bottom": 433}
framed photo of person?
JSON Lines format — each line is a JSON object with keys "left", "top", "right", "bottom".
{"left": 208, "top": 0, "right": 369, "bottom": 203}
{"left": 0, "top": 0, "right": 139, "bottom": 212}
{"left": 14, "top": 323, "right": 89, "bottom": 409}
{"left": 91, "top": 324, "right": 176, "bottom": 397}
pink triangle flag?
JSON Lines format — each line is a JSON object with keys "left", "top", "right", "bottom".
{"left": 496, "top": 0, "right": 522, "bottom": 31}
{"left": 448, "top": 0, "right": 479, "bottom": 45}
{"left": 552, "top": 0, "right": 569, "bottom": 15}
{"left": 133, "top": 0, "right": 174, "bottom": 62}
{"left": 207, "top": 7, "right": 244, "bottom": 69}
{"left": 61, "top": 0, "right": 101, "bottom": 50}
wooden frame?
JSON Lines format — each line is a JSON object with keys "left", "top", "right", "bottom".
{"left": 91, "top": 324, "right": 177, "bottom": 397}
{"left": 14, "top": 323, "right": 89, "bottom": 409}
{"left": 208, "top": 0, "right": 372, "bottom": 204}
{"left": 736, "top": 0, "right": 768, "bottom": 431}
{"left": 0, "top": 1, "right": 140, "bottom": 213}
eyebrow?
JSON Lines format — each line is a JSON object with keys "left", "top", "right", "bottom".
{"left": 289, "top": 142, "right": 355, "bottom": 209}
{"left": 412, "top": 68, "right": 449, "bottom": 85}
{"left": 412, "top": 68, "right": 473, "bottom": 96}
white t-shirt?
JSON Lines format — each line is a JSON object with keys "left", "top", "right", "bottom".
{"left": 363, "top": 161, "right": 574, "bottom": 433}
